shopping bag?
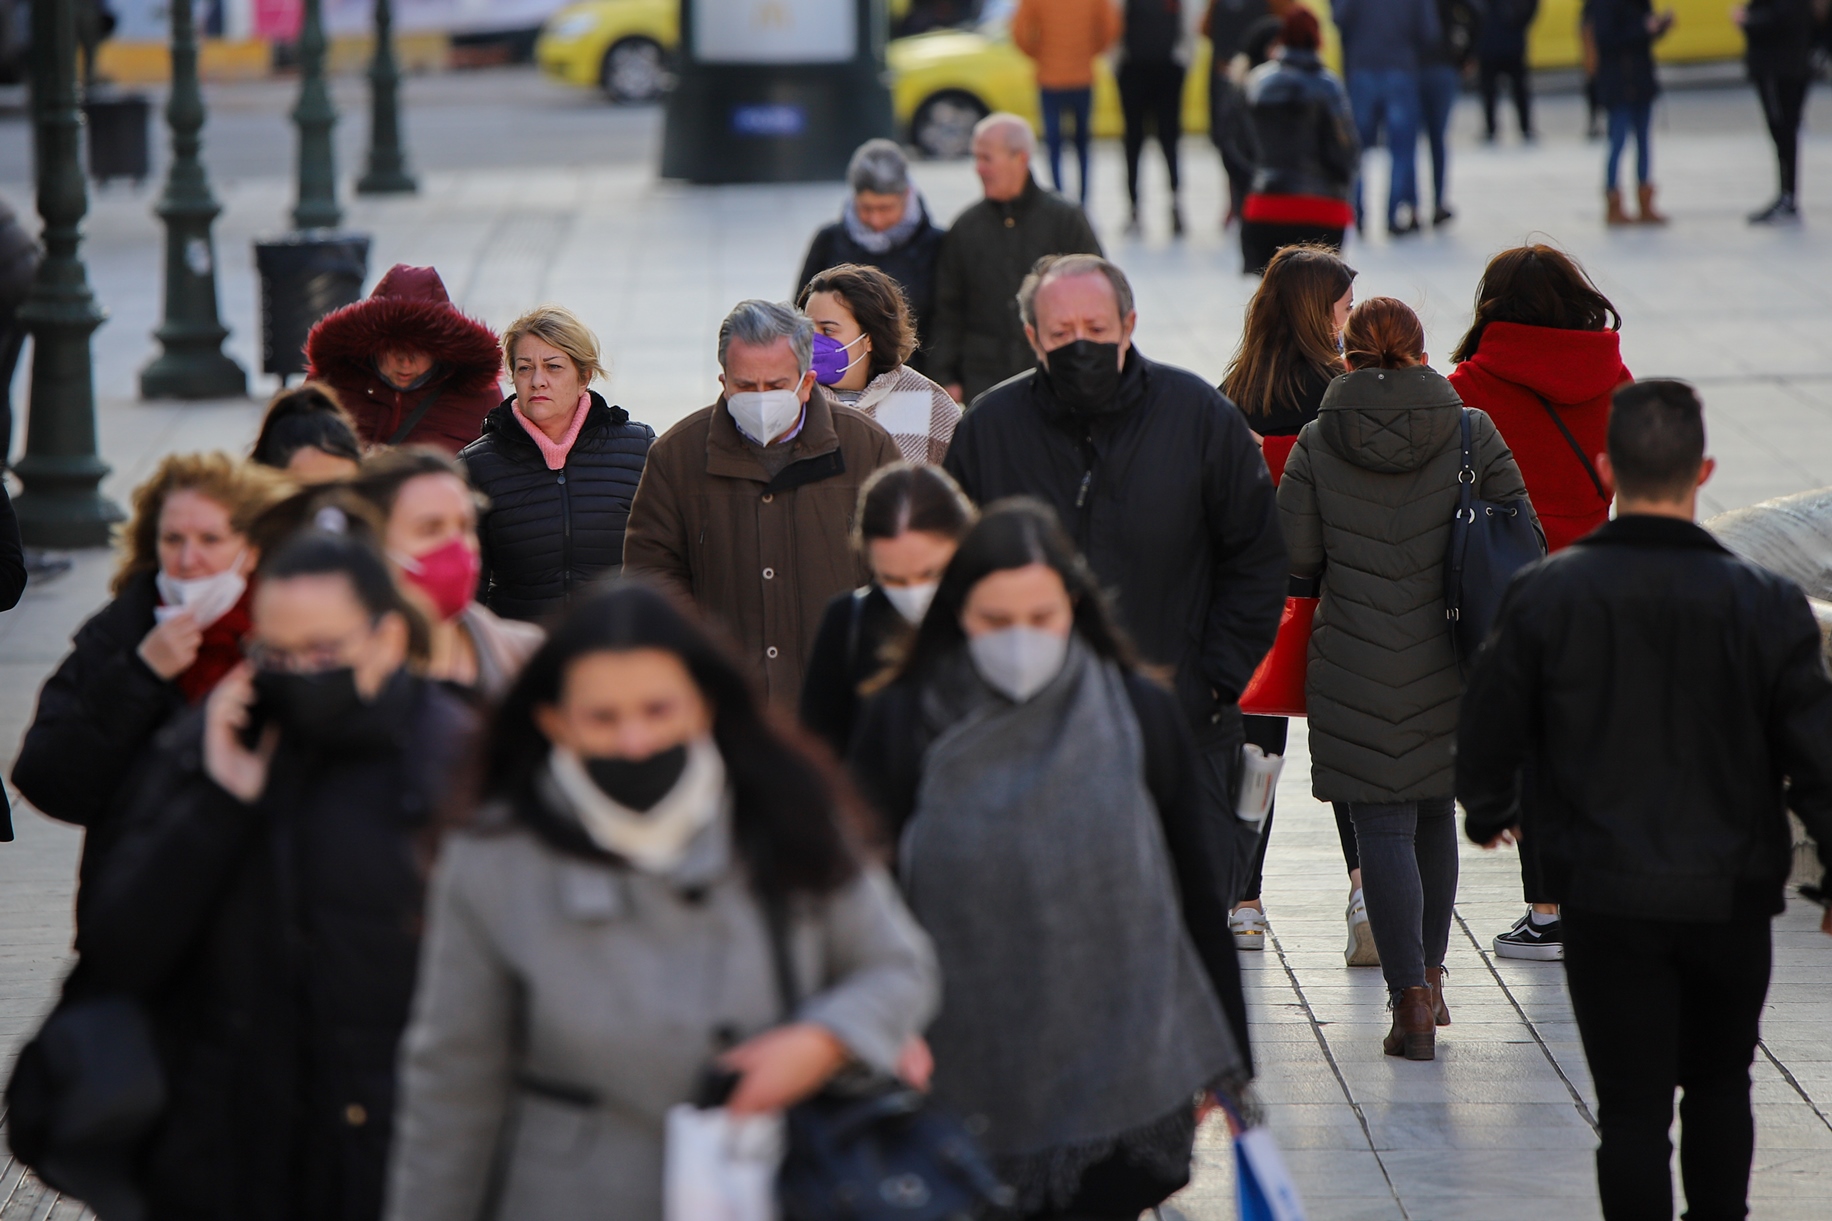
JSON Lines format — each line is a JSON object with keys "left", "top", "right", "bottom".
{"left": 1235, "top": 1124, "right": 1307, "bottom": 1221}
{"left": 1238, "top": 578, "right": 1319, "bottom": 717}
{"left": 663, "top": 1103, "right": 786, "bottom": 1221}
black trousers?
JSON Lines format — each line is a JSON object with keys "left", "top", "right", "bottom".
{"left": 1479, "top": 54, "right": 1532, "bottom": 137}
{"left": 1563, "top": 909, "right": 1772, "bottom": 1221}
{"left": 1118, "top": 59, "right": 1185, "bottom": 206}
{"left": 1240, "top": 220, "right": 1345, "bottom": 276}
{"left": 1753, "top": 73, "right": 1810, "bottom": 197}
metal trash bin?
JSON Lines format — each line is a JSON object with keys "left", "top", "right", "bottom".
{"left": 253, "top": 233, "right": 371, "bottom": 378}
{"left": 84, "top": 93, "right": 152, "bottom": 184}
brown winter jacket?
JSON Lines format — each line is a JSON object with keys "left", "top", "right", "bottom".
{"left": 622, "top": 392, "right": 900, "bottom": 706}
{"left": 304, "top": 264, "right": 503, "bottom": 454}
{"left": 1278, "top": 367, "right": 1536, "bottom": 803}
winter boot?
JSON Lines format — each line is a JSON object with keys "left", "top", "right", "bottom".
{"left": 1425, "top": 965, "right": 1451, "bottom": 1027}
{"left": 1605, "top": 189, "right": 1633, "bottom": 226}
{"left": 1637, "top": 183, "right": 1668, "bottom": 225}
{"left": 1383, "top": 986, "right": 1437, "bottom": 1061}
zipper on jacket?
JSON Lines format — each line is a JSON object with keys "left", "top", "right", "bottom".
{"left": 1074, "top": 428, "right": 1097, "bottom": 545}
{"left": 558, "top": 466, "right": 573, "bottom": 603}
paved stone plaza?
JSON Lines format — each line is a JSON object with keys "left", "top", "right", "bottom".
{"left": 3, "top": 67, "right": 1832, "bottom": 1218}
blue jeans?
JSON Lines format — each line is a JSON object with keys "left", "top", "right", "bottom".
{"left": 1347, "top": 70, "right": 1422, "bottom": 229}
{"left": 1040, "top": 87, "right": 1093, "bottom": 203}
{"left": 1418, "top": 64, "right": 1461, "bottom": 212}
{"left": 1341, "top": 798, "right": 1458, "bottom": 998}
{"left": 1606, "top": 102, "right": 1653, "bottom": 191}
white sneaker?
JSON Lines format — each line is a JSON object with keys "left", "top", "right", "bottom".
{"left": 1345, "top": 890, "right": 1380, "bottom": 967}
{"left": 1230, "top": 906, "right": 1268, "bottom": 951}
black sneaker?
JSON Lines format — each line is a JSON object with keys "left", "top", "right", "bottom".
{"left": 1432, "top": 205, "right": 1455, "bottom": 227}
{"left": 1493, "top": 911, "right": 1563, "bottom": 961}
{"left": 1749, "top": 195, "right": 1800, "bottom": 225}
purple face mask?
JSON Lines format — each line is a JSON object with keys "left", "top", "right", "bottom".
{"left": 811, "top": 332, "right": 868, "bottom": 386}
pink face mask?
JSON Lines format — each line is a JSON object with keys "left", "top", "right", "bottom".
{"left": 398, "top": 536, "right": 479, "bottom": 622}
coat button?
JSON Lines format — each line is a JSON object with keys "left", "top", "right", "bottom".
{"left": 761, "top": 493, "right": 774, "bottom": 503}
{"left": 766, "top": 646, "right": 779, "bottom": 659}
{"left": 345, "top": 1104, "right": 368, "bottom": 1127}
{"left": 763, "top": 567, "right": 774, "bottom": 579}
{"left": 1004, "top": 217, "right": 1015, "bottom": 228}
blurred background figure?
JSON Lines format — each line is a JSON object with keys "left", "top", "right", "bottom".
{"left": 0, "top": 473, "right": 22, "bottom": 840}
{"left": 249, "top": 382, "right": 364, "bottom": 484}
{"left": 385, "top": 584, "right": 937, "bottom": 1221}
{"left": 1419, "top": 0, "right": 1478, "bottom": 227}
{"left": 1013, "top": 0, "right": 1121, "bottom": 205}
{"left": 1737, "top": 0, "right": 1815, "bottom": 224}
{"left": 799, "top": 263, "right": 960, "bottom": 461}
{"left": 1206, "top": 0, "right": 1283, "bottom": 228}
{"left": 1334, "top": 0, "right": 1441, "bottom": 235}
{"left": 796, "top": 140, "right": 946, "bottom": 373}
{"left": 305, "top": 264, "right": 504, "bottom": 453}
{"left": 1239, "top": 8, "right": 1360, "bottom": 274}
{"left": 1587, "top": 0, "right": 1675, "bottom": 225}
{"left": 461, "top": 305, "right": 654, "bottom": 622}
{"left": 927, "top": 114, "right": 1103, "bottom": 406}
{"left": 0, "top": 192, "right": 37, "bottom": 473}
{"left": 850, "top": 500, "right": 1250, "bottom": 1221}
{"left": 800, "top": 462, "right": 976, "bottom": 756}
{"left": 1478, "top": 0, "right": 1540, "bottom": 142}
{"left": 1118, "top": 0, "right": 1190, "bottom": 236}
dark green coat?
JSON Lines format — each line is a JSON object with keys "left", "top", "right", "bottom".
{"left": 925, "top": 177, "right": 1102, "bottom": 404}
{"left": 1278, "top": 367, "right": 1536, "bottom": 802}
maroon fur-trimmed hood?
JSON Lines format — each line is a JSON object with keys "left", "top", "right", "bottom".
{"left": 305, "top": 265, "right": 502, "bottom": 396}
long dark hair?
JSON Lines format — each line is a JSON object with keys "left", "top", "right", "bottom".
{"left": 484, "top": 582, "right": 861, "bottom": 898}
{"left": 892, "top": 498, "right": 1135, "bottom": 686}
{"left": 1223, "top": 244, "right": 1354, "bottom": 416}
{"left": 1451, "top": 244, "right": 1621, "bottom": 363}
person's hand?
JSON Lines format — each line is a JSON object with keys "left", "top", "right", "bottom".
{"left": 203, "top": 662, "right": 277, "bottom": 804}
{"left": 943, "top": 384, "right": 964, "bottom": 405}
{"left": 1731, "top": 4, "right": 1747, "bottom": 26}
{"left": 719, "top": 1022, "right": 849, "bottom": 1115}
{"left": 139, "top": 612, "right": 203, "bottom": 680}
{"left": 895, "top": 1035, "right": 933, "bottom": 1091}
{"left": 1480, "top": 825, "right": 1521, "bottom": 850}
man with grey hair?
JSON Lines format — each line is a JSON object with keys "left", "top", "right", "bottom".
{"left": 928, "top": 113, "right": 1102, "bottom": 406}
{"left": 625, "top": 300, "right": 899, "bottom": 704}
{"left": 944, "top": 253, "right": 1288, "bottom": 908}
{"left": 796, "top": 139, "right": 946, "bottom": 373}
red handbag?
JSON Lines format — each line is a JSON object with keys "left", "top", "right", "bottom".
{"left": 1239, "top": 577, "right": 1320, "bottom": 718}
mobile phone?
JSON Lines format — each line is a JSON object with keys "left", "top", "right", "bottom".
{"left": 692, "top": 1063, "right": 742, "bottom": 1109}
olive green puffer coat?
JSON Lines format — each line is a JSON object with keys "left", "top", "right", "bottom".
{"left": 1278, "top": 367, "right": 1537, "bottom": 802}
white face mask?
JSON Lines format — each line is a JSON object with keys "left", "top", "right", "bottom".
{"left": 968, "top": 626, "right": 1070, "bottom": 703}
{"left": 727, "top": 389, "right": 804, "bottom": 446}
{"left": 880, "top": 581, "right": 939, "bottom": 626}
{"left": 155, "top": 554, "right": 247, "bottom": 629}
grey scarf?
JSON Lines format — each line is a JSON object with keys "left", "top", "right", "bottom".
{"left": 843, "top": 190, "right": 925, "bottom": 255}
{"left": 901, "top": 639, "right": 1241, "bottom": 1212}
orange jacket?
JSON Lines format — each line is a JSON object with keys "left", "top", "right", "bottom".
{"left": 1012, "top": 0, "right": 1123, "bottom": 90}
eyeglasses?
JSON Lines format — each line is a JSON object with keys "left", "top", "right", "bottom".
{"left": 243, "top": 626, "right": 373, "bottom": 675}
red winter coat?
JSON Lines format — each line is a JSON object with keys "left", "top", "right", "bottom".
{"left": 1448, "top": 322, "right": 1631, "bottom": 553}
{"left": 304, "top": 264, "right": 503, "bottom": 454}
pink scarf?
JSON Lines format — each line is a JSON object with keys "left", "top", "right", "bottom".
{"left": 513, "top": 392, "right": 591, "bottom": 470}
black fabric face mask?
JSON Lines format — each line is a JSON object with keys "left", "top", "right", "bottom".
{"left": 253, "top": 667, "right": 366, "bottom": 744}
{"left": 584, "top": 744, "right": 689, "bottom": 812}
{"left": 1042, "top": 340, "right": 1124, "bottom": 416}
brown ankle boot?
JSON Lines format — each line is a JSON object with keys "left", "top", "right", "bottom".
{"left": 1637, "top": 183, "right": 1668, "bottom": 225}
{"left": 1606, "top": 189, "right": 1633, "bottom": 226}
{"left": 1426, "top": 966, "right": 1451, "bottom": 1027}
{"left": 1382, "top": 986, "right": 1437, "bottom": 1061}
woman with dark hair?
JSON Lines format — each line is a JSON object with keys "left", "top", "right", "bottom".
{"left": 1220, "top": 245, "right": 1375, "bottom": 964}
{"left": 1449, "top": 244, "right": 1630, "bottom": 962}
{"left": 1586, "top": 0, "right": 1674, "bottom": 224}
{"left": 800, "top": 461, "right": 977, "bottom": 754}
{"left": 799, "top": 263, "right": 961, "bottom": 463}
{"left": 1280, "top": 298, "right": 1537, "bottom": 1061}
{"left": 70, "top": 526, "right": 474, "bottom": 1221}
{"left": 850, "top": 499, "right": 1248, "bottom": 1221}
{"left": 383, "top": 583, "right": 937, "bottom": 1221}
{"left": 250, "top": 382, "right": 363, "bottom": 483}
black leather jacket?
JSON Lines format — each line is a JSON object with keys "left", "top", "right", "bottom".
{"left": 1243, "top": 50, "right": 1360, "bottom": 200}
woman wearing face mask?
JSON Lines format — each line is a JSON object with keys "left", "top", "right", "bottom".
{"left": 12, "top": 452, "right": 288, "bottom": 905}
{"left": 799, "top": 462, "right": 976, "bottom": 755}
{"left": 798, "top": 263, "right": 961, "bottom": 461}
{"left": 69, "top": 526, "right": 475, "bottom": 1221}
{"left": 383, "top": 583, "right": 938, "bottom": 1221}
{"left": 460, "top": 304, "right": 655, "bottom": 622}
{"left": 249, "top": 382, "right": 363, "bottom": 484}
{"left": 347, "top": 448, "right": 543, "bottom": 700}
{"left": 849, "top": 500, "right": 1249, "bottom": 1221}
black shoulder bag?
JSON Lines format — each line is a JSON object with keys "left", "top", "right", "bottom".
{"left": 1534, "top": 392, "right": 1609, "bottom": 503}
{"left": 387, "top": 385, "right": 446, "bottom": 447}
{"left": 762, "top": 898, "right": 1012, "bottom": 1221}
{"left": 1443, "top": 409, "right": 1546, "bottom": 668}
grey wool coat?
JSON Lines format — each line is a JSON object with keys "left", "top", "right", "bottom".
{"left": 383, "top": 809, "right": 939, "bottom": 1221}
{"left": 1278, "top": 367, "right": 1536, "bottom": 802}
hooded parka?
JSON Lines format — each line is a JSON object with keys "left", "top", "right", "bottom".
{"left": 459, "top": 392, "right": 655, "bottom": 623}
{"left": 304, "top": 265, "right": 503, "bottom": 453}
{"left": 1278, "top": 367, "right": 1535, "bottom": 802}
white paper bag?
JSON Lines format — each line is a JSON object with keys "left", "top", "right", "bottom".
{"left": 664, "top": 1104, "right": 785, "bottom": 1221}
{"left": 1235, "top": 745, "right": 1285, "bottom": 823}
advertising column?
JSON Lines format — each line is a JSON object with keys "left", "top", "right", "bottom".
{"left": 661, "top": 0, "right": 894, "bottom": 183}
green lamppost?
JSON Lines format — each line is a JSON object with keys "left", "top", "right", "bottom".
{"left": 357, "top": 0, "right": 417, "bottom": 195}
{"left": 292, "top": 0, "right": 341, "bottom": 229}
{"left": 13, "top": 0, "right": 122, "bottom": 547}
{"left": 140, "top": 0, "right": 246, "bottom": 399}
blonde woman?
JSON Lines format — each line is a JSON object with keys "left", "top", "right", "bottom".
{"left": 458, "top": 305, "right": 655, "bottom": 622}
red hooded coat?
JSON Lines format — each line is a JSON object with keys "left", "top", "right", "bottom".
{"left": 304, "top": 264, "right": 503, "bottom": 454}
{"left": 1448, "top": 322, "right": 1632, "bottom": 553}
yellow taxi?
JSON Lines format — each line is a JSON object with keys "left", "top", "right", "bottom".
{"left": 535, "top": 0, "right": 679, "bottom": 102}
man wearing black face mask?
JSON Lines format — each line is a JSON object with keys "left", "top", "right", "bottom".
{"left": 943, "top": 254, "right": 1288, "bottom": 907}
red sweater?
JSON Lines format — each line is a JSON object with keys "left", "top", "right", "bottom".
{"left": 1448, "top": 322, "right": 1631, "bottom": 553}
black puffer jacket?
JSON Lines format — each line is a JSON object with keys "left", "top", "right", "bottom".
{"left": 71, "top": 672, "right": 474, "bottom": 1221}
{"left": 459, "top": 392, "right": 654, "bottom": 623}
{"left": 1243, "top": 50, "right": 1360, "bottom": 200}
{"left": 796, "top": 203, "right": 946, "bottom": 372}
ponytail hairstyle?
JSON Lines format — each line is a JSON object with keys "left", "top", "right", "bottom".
{"left": 1451, "top": 244, "right": 1621, "bottom": 364}
{"left": 250, "top": 382, "right": 363, "bottom": 470}
{"left": 852, "top": 462, "right": 977, "bottom": 554}
{"left": 1341, "top": 297, "right": 1427, "bottom": 371}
